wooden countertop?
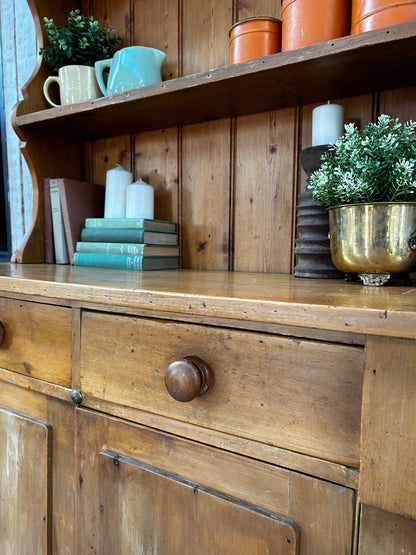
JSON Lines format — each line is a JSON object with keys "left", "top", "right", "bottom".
{"left": 0, "top": 263, "right": 415, "bottom": 339}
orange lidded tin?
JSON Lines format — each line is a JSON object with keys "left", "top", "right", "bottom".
{"left": 229, "top": 17, "right": 282, "bottom": 64}
{"left": 281, "top": 0, "right": 351, "bottom": 51}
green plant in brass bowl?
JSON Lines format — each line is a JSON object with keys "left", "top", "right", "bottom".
{"left": 308, "top": 115, "right": 416, "bottom": 285}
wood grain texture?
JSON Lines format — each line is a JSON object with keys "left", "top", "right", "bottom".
{"left": 234, "top": 108, "right": 297, "bottom": 272}
{"left": 181, "top": 120, "right": 231, "bottom": 269}
{"left": 0, "top": 296, "right": 72, "bottom": 386}
{"left": 0, "top": 383, "right": 76, "bottom": 554}
{"left": 360, "top": 336, "right": 416, "bottom": 519}
{"left": 1, "top": 264, "right": 415, "bottom": 339}
{"left": 0, "top": 406, "right": 51, "bottom": 555}
{"left": 76, "top": 407, "right": 355, "bottom": 555}
{"left": 80, "top": 311, "right": 363, "bottom": 464}
{"left": 358, "top": 504, "right": 416, "bottom": 555}
{"left": 98, "top": 450, "right": 299, "bottom": 554}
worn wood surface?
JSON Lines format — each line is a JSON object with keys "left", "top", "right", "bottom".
{"left": 80, "top": 311, "right": 363, "bottom": 465}
{"left": 0, "top": 383, "right": 76, "bottom": 554}
{"left": 360, "top": 336, "right": 416, "bottom": 519}
{"left": 1, "top": 264, "right": 415, "bottom": 338}
{"left": 0, "top": 296, "right": 72, "bottom": 385}
{"left": 358, "top": 504, "right": 416, "bottom": 555}
{"left": 75, "top": 407, "right": 355, "bottom": 555}
{"left": 0, "top": 406, "right": 51, "bottom": 555}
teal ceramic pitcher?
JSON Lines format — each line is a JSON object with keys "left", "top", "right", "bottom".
{"left": 95, "top": 46, "right": 166, "bottom": 95}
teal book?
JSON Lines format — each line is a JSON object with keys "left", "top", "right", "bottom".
{"left": 76, "top": 241, "right": 180, "bottom": 256}
{"left": 80, "top": 228, "right": 179, "bottom": 245}
{"left": 85, "top": 217, "right": 177, "bottom": 232}
{"left": 73, "top": 252, "right": 180, "bottom": 270}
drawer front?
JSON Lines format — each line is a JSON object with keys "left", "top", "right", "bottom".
{"left": 80, "top": 312, "right": 364, "bottom": 465}
{"left": 0, "top": 297, "right": 72, "bottom": 386}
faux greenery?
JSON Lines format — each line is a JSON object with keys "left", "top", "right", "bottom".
{"left": 39, "top": 9, "right": 121, "bottom": 72}
{"left": 309, "top": 114, "right": 416, "bottom": 207}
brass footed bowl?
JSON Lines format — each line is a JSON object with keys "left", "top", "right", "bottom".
{"left": 329, "top": 203, "right": 416, "bottom": 279}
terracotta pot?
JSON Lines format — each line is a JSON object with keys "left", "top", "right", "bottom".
{"left": 229, "top": 17, "right": 281, "bottom": 64}
{"left": 281, "top": 0, "right": 351, "bottom": 51}
{"left": 351, "top": 0, "right": 416, "bottom": 34}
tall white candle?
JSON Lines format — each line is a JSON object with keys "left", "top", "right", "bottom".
{"left": 312, "top": 102, "right": 344, "bottom": 146}
{"left": 126, "top": 178, "right": 154, "bottom": 219}
{"left": 104, "top": 165, "right": 133, "bottom": 218}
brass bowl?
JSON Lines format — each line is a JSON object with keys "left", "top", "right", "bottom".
{"left": 329, "top": 203, "right": 416, "bottom": 283}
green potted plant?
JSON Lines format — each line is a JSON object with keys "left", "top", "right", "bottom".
{"left": 41, "top": 9, "right": 121, "bottom": 107}
{"left": 308, "top": 114, "right": 416, "bottom": 285}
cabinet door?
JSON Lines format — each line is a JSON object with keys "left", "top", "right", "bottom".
{"left": 0, "top": 406, "right": 51, "bottom": 555}
{"left": 0, "top": 380, "right": 75, "bottom": 554}
{"left": 76, "top": 407, "right": 356, "bottom": 554}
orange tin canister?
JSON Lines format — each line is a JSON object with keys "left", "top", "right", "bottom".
{"left": 351, "top": 0, "right": 416, "bottom": 34}
{"left": 281, "top": 0, "right": 351, "bottom": 51}
{"left": 229, "top": 17, "right": 282, "bottom": 64}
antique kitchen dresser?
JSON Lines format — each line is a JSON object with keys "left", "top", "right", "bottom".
{"left": 1, "top": 1, "right": 416, "bottom": 553}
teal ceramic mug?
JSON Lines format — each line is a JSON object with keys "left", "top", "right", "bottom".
{"left": 95, "top": 46, "right": 166, "bottom": 95}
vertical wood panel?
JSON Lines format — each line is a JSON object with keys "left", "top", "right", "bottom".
{"left": 182, "top": 0, "right": 232, "bottom": 74}
{"left": 132, "top": 0, "right": 180, "bottom": 226}
{"left": 235, "top": 0, "right": 282, "bottom": 22}
{"left": 134, "top": 128, "right": 179, "bottom": 223}
{"left": 133, "top": 0, "right": 179, "bottom": 81}
{"left": 181, "top": 1, "right": 233, "bottom": 269}
{"left": 378, "top": 86, "right": 416, "bottom": 121}
{"left": 182, "top": 120, "right": 231, "bottom": 269}
{"left": 234, "top": 108, "right": 297, "bottom": 273}
{"left": 83, "top": 0, "right": 132, "bottom": 189}
{"left": 360, "top": 336, "right": 416, "bottom": 519}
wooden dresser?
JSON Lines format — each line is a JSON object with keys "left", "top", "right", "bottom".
{"left": 4, "top": 0, "right": 416, "bottom": 552}
{"left": 0, "top": 263, "right": 415, "bottom": 553}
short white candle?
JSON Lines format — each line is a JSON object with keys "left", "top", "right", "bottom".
{"left": 312, "top": 102, "right": 344, "bottom": 146}
{"left": 126, "top": 178, "right": 154, "bottom": 219}
{"left": 104, "top": 165, "right": 133, "bottom": 218}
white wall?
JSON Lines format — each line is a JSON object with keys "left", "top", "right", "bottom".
{"left": 0, "top": 0, "right": 36, "bottom": 256}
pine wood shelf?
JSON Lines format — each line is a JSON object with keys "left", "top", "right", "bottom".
{"left": 15, "top": 21, "right": 416, "bottom": 140}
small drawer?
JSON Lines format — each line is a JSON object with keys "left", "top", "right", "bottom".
{"left": 80, "top": 311, "right": 364, "bottom": 465}
{"left": 0, "top": 297, "right": 72, "bottom": 387}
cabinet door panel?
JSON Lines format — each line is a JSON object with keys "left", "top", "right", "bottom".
{"left": 0, "top": 406, "right": 52, "bottom": 555}
{"left": 76, "top": 407, "right": 355, "bottom": 555}
{"left": 98, "top": 450, "right": 298, "bottom": 554}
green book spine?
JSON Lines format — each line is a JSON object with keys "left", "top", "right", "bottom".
{"left": 80, "top": 228, "right": 178, "bottom": 245}
{"left": 76, "top": 242, "right": 180, "bottom": 256}
{"left": 85, "top": 217, "right": 177, "bottom": 232}
{"left": 73, "top": 252, "right": 180, "bottom": 270}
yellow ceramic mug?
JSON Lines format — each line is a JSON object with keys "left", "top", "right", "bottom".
{"left": 43, "top": 65, "right": 102, "bottom": 107}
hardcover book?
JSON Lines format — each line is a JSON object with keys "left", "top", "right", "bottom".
{"left": 76, "top": 241, "right": 180, "bottom": 257}
{"left": 49, "top": 178, "right": 69, "bottom": 264}
{"left": 43, "top": 178, "right": 55, "bottom": 263}
{"left": 73, "top": 252, "right": 180, "bottom": 270}
{"left": 59, "top": 178, "right": 105, "bottom": 263}
{"left": 85, "top": 217, "right": 177, "bottom": 233}
{"left": 80, "top": 228, "right": 179, "bottom": 245}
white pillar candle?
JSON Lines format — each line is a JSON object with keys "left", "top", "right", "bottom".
{"left": 104, "top": 165, "right": 133, "bottom": 218}
{"left": 126, "top": 178, "right": 154, "bottom": 219}
{"left": 312, "top": 102, "right": 344, "bottom": 146}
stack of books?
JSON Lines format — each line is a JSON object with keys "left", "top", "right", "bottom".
{"left": 73, "top": 217, "right": 180, "bottom": 270}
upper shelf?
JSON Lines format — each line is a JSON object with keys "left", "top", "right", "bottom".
{"left": 15, "top": 21, "right": 416, "bottom": 140}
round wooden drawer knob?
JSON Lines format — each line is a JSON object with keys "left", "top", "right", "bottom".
{"left": 165, "top": 355, "right": 212, "bottom": 402}
{"left": 0, "top": 322, "right": 5, "bottom": 346}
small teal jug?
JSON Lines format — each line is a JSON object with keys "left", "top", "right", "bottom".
{"left": 95, "top": 46, "right": 166, "bottom": 95}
